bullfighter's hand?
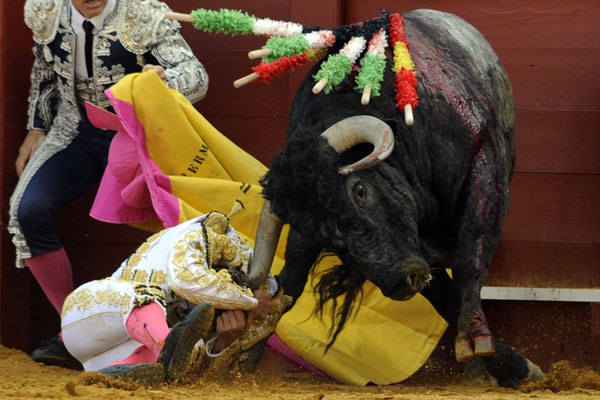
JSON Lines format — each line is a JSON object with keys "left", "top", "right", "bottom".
{"left": 249, "top": 289, "right": 273, "bottom": 320}
{"left": 16, "top": 129, "right": 46, "bottom": 177}
{"left": 213, "top": 309, "right": 246, "bottom": 353}
{"left": 142, "top": 64, "right": 167, "bottom": 82}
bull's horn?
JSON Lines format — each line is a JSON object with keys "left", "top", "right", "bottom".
{"left": 243, "top": 200, "right": 284, "bottom": 289}
{"left": 320, "top": 115, "right": 394, "bottom": 175}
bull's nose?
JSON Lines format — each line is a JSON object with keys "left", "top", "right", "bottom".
{"left": 375, "top": 257, "right": 431, "bottom": 301}
{"left": 407, "top": 271, "right": 432, "bottom": 292}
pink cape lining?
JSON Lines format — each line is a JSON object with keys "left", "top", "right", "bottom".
{"left": 87, "top": 91, "right": 180, "bottom": 228}
{"left": 266, "top": 334, "right": 333, "bottom": 380}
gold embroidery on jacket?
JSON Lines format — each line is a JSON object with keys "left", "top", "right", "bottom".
{"left": 150, "top": 270, "right": 167, "bottom": 285}
{"left": 133, "top": 269, "right": 149, "bottom": 283}
{"left": 169, "top": 222, "right": 255, "bottom": 305}
{"left": 120, "top": 266, "right": 134, "bottom": 281}
{"left": 127, "top": 229, "right": 165, "bottom": 267}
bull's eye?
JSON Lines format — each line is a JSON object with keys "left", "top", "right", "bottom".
{"left": 353, "top": 183, "right": 368, "bottom": 206}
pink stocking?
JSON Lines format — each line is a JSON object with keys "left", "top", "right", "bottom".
{"left": 26, "top": 247, "right": 73, "bottom": 315}
{"left": 111, "top": 302, "right": 170, "bottom": 365}
{"left": 110, "top": 345, "right": 157, "bottom": 366}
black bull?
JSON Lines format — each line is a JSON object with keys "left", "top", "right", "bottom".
{"left": 243, "top": 9, "right": 542, "bottom": 387}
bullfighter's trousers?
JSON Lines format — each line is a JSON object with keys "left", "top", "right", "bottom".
{"left": 16, "top": 120, "right": 116, "bottom": 256}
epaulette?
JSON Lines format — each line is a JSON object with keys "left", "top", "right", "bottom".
{"left": 24, "top": 0, "right": 68, "bottom": 44}
{"left": 115, "top": 0, "right": 173, "bottom": 54}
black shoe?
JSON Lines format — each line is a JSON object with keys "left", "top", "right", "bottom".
{"left": 158, "top": 302, "right": 215, "bottom": 382}
{"left": 98, "top": 363, "right": 166, "bottom": 387}
{"left": 31, "top": 335, "right": 76, "bottom": 365}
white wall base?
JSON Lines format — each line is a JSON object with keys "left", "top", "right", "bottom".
{"left": 481, "top": 287, "right": 600, "bottom": 302}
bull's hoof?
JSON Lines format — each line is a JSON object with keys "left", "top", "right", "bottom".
{"left": 473, "top": 335, "right": 495, "bottom": 357}
{"left": 455, "top": 339, "right": 475, "bottom": 363}
{"left": 479, "top": 340, "right": 545, "bottom": 388}
{"left": 526, "top": 359, "right": 545, "bottom": 382}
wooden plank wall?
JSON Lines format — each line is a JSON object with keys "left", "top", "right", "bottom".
{"left": 0, "top": 0, "right": 40, "bottom": 349}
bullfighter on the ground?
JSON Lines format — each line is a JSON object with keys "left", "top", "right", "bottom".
{"left": 61, "top": 208, "right": 287, "bottom": 385}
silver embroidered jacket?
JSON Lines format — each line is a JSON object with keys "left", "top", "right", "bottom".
{"left": 24, "top": 0, "right": 208, "bottom": 130}
{"left": 9, "top": 0, "right": 209, "bottom": 268}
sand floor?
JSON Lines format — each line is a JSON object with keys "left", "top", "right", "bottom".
{"left": 1, "top": 344, "right": 598, "bottom": 400}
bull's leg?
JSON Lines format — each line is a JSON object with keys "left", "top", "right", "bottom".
{"left": 278, "top": 228, "right": 323, "bottom": 305}
{"left": 452, "top": 261, "right": 493, "bottom": 363}
{"left": 421, "top": 267, "right": 544, "bottom": 388}
{"left": 419, "top": 267, "right": 459, "bottom": 326}
{"left": 420, "top": 266, "right": 489, "bottom": 358}
{"left": 451, "top": 151, "right": 511, "bottom": 362}
{"left": 420, "top": 265, "right": 491, "bottom": 361}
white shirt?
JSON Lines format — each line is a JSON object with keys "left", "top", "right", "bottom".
{"left": 70, "top": 0, "right": 117, "bottom": 78}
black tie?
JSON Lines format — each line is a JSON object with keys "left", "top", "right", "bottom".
{"left": 82, "top": 20, "right": 95, "bottom": 78}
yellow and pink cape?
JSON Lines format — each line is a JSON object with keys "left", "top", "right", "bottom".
{"left": 88, "top": 71, "right": 447, "bottom": 386}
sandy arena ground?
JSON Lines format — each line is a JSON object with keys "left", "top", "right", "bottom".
{"left": 1, "top": 345, "right": 599, "bottom": 400}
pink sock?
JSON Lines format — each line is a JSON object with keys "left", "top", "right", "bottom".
{"left": 121, "top": 302, "right": 170, "bottom": 363}
{"left": 26, "top": 248, "right": 74, "bottom": 315}
{"left": 109, "top": 345, "right": 157, "bottom": 366}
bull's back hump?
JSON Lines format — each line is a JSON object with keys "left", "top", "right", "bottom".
{"left": 404, "top": 9, "right": 515, "bottom": 134}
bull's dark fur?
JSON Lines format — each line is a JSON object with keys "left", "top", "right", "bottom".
{"left": 309, "top": 253, "right": 365, "bottom": 348}
{"left": 262, "top": 131, "right": 372, "bottom": 346}
{"left": 259, "top": 9, "right": 540, "bottom": 386}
